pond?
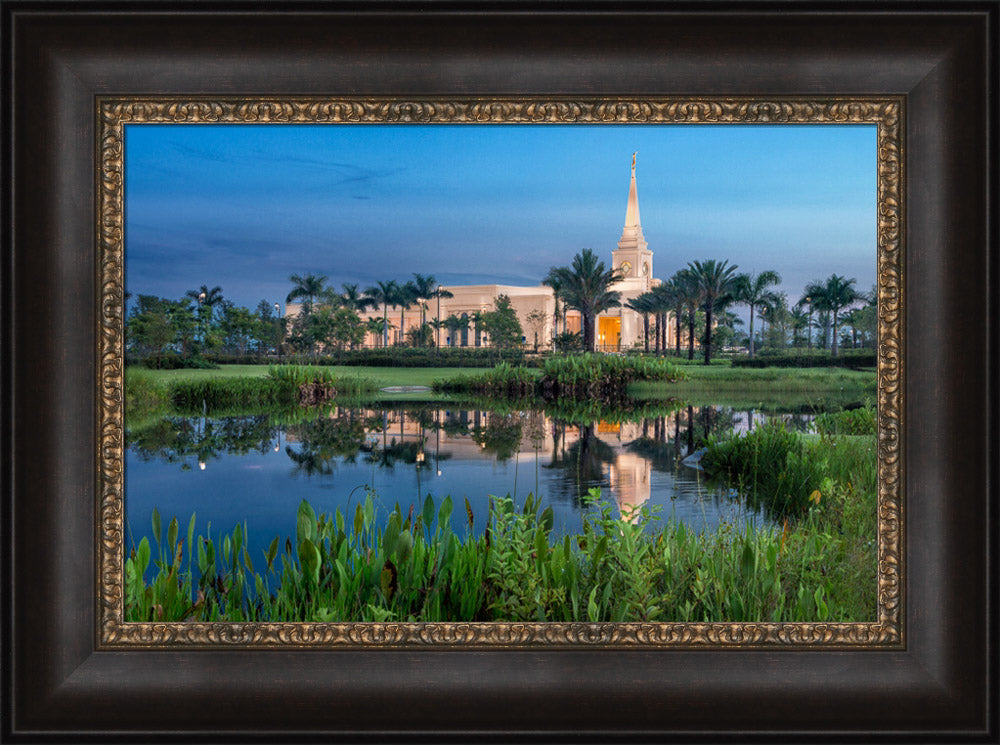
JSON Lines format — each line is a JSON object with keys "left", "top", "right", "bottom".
{"left": 125, "top": 402, "right": 814, "bottom": 577}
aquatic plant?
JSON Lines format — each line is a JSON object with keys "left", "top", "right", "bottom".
{"left": 126, "top": 484, "right": 875, "bottom": 624}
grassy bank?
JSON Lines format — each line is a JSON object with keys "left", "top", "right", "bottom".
{"left": 699, "top": 421, "right": 876, "bottom": 616}
{"left": 129, "top": 364, "right": 496, "bottom": 390}
{"left": 126, "top": 481, "right": 874, "bottom": 624}
{"left": 633, "top": 365, "right": 875, "bottom": 407}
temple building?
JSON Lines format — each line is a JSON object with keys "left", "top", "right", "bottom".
{"left": 286, "top": 155, "right": 676, "bottom": 351}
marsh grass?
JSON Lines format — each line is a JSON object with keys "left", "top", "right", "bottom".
{"left": 166, "top": 366, "right": 378, "bottom": 412}
{"left": 126, "top": 481, "right": 875, "bottom": 624}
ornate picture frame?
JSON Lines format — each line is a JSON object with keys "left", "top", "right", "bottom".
{"left": 99, "top": 96, "right": 902, "bottom": 648}
{"left": 4, "top": 3, "right": 995, "bottom": 741}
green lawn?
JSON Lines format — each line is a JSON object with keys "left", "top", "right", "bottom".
{"left": 132, "top": 364, "right": 497, "bottom": 390}
{"left": 131, "top": 362, "right": 875, "bottom": 409}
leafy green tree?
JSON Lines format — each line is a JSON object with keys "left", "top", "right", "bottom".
{"left": 253, "top": 300, "right": 284, "bottom": 356}
{"left": 322, "top": 307, "right": 366, "bottom": 351}
{"left": 733, "top": 270, "right": 781, "bottom": 358}
{"left": 525, "top": 308, "right": 548, "bottom": 351}
{"left": 126, "top": 295, "right": 176, "bottom": 356}
{"left": 688, "top": 259, "right": 739, "bottom": 365}
{"left": 406, "top": 323, "right": 435, "bottom": 348}
{"left": 185, "top": 285, "right": 224, "bottom": 350}
{"left": 218, "top": 302, "right": 256, "bottom": 355}
{"left": 481, "top": 294, "right": 524, "bottom": 349}
{"left": 545, "top": 248, "right": 623, "bottom": 352}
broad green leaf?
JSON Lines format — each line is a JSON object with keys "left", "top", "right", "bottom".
{"left": 539, "top": 506, "right": 554, "bottom": 535}
{"left": 354, "top": 504, "right": 364, "bottom": 537}
{"left": 297, "top": 499, "right": 317, "bottom": 545}
{"left": 167, "top": 516, "right": 178, "bottom": 556}
{"left": 265, "top": 536, "right": 279, "bottom": 571}
{"left": 396, "top": 529, "right": 413, "bottom": 564}
{"left": 422, "top": 494, "right": 435, "bottom": 533}
{"left": 383, "top": 512, "right": 401, "bottom": 557}
{"left": 299, "top": 538, "right": 321, "bottom": 586}
{"left": 438, "top": 495, "right": 453, "bottom": 530}
{"left": 137, "top": 537, "right": 151, "bottom": 574}
{"left": 186, "top": 514, "right": 196, "bottom": 564}
{"left": 740, "top": 542, "right": 755, "bottom": 576}
{"left": 151, "top": 508, "right": 161, "bottom": 551}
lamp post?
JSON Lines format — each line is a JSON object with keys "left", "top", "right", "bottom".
{"left": 274, "top": 302, "right": 283, "bottom": 359}
{"left": 436, "top": 286, "right": 442, "bottom": 349}
{"left": 196, "top": 291, "right": 206, "bottom": 348}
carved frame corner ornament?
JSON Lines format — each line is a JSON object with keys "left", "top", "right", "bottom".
{"left": 97, "top": 97, "right": 903, "bottom": 648}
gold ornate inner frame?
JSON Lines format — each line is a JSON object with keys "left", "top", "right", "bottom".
{"left": 98, "top": 96, "right": 903, "bottom": 648}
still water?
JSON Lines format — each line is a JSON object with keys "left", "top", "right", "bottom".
{"left": 125, "top": 403, "right": 811, "bottom": 569}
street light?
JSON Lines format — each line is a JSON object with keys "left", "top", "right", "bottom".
{"left": 436, "top": 286, "right": 442, "bottom": 349}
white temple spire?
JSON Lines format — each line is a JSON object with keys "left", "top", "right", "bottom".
{"left": 618, "top": 152, "right": 647, "bottom": 249}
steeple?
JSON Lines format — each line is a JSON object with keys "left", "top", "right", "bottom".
{"left": 618, "top": 152, "right": 647, "bottom": 252}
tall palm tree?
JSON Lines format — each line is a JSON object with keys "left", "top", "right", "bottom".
{"left": 626, "top": 292, "right": 656, "bottom": 353}
{"left": 339, "top": 283, "right": 375, "bottom": 313}
{"left": 821, "top": 274, "right": 860, "bottom": 357}
{"left": 408, "top": 273, "right": 437, "bottom": 327}
{"left": 669, "top": 269, "right": 703, "bottom": 361}
{"left": 395, "top": 281, "right": 418, "bottom": 346}
{"left": 185, "top": 284, "right": 224, "bottom": 347}
{"left": 542, "top": 270, "right": 566, "bottom": 343}
{"left": 286, "top": 273, "right": 328, "bottom": 312}
{"left": 405, "top": 276, "right": 454, "bottom": 349}
{"left": 733, "top": 270, "right": 781, "bottom": 359}
{"left": 186, "top": 284, "right": 224, "bottom": 309}
{"left": 363, "top": 279, "right": 400, "bottom": 348}
{"left": 789, "top": 306, "right": 811, "bottom": 348}
{"left": 688, "top": 259, "right": 739, "bottom": 365}
{"left": 443, "top": 313, "right": 468, "bottom": 348}
{"left": 545, "top": 248, "right": 624, "bottom": 352}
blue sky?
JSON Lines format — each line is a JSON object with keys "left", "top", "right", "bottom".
{"left": 124, "top": 123, "right": 877, "bottom": 313}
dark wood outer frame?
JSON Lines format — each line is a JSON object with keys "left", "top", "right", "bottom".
{"left": 2, "top": 2, "right": 996, "bottom": 742}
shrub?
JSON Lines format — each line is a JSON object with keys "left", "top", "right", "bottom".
{"left": 136, "top": 353, "right": 219, "bottom": 370}
{"left": 731, "top": 352, "right": 875, "bottom": 369}
{"left": 700, "top": 422, "right": 826, "bottom": 518}
{"left": 813, "top": 404, "right": 876, "bottom": 436}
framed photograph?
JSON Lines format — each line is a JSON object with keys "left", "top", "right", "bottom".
{"left": 3, "top": 2, "right": 996, "bottom": 741}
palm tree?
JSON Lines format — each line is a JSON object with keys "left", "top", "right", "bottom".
{"left": 626, "top": 292, "right": 656, "bottom": 353}
{"left": 339, "top": 283, "right": 375, "bottom": 313}
{"left": 688, "top": 259, "right": 739, "bottom": 365}
{"left": 185, "top": 284, "right": 224, "bottom": 347}
{"left": 395, "top": 281, "right": 418, "bottom": 346}
{"left": 669, "top": 269, "right": 703, "bottom": 361}
{"left": 286, "top": 273, "right": 328, "bottom": 312}
{"left": 801, "top": 280, "right": 832, "bottom": 350}
{"left": 443, "top": 313, "right": 468, "bottom": 348}
{"left": 821, "top": 274, "right": 860, "bottom": 356}
{"left": 789, "top": 306, "right": 811, "bottom": 348}
{"left": 405, "top": 276, "right": 455, "bottom": 349}
{"left": 733, "top": 270, "right": 781, "bottom": 359}
{"left": 186, "top": 284, "right": 224, "bottom": 309}
{"left": 542, "top": 271, "right": 566, "bottom": 344}
{"left": 363, "top": 280, "right": 399, "bottom": 348}
{"left": 545, "top": 248, "right": 624, "bottom": 352}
